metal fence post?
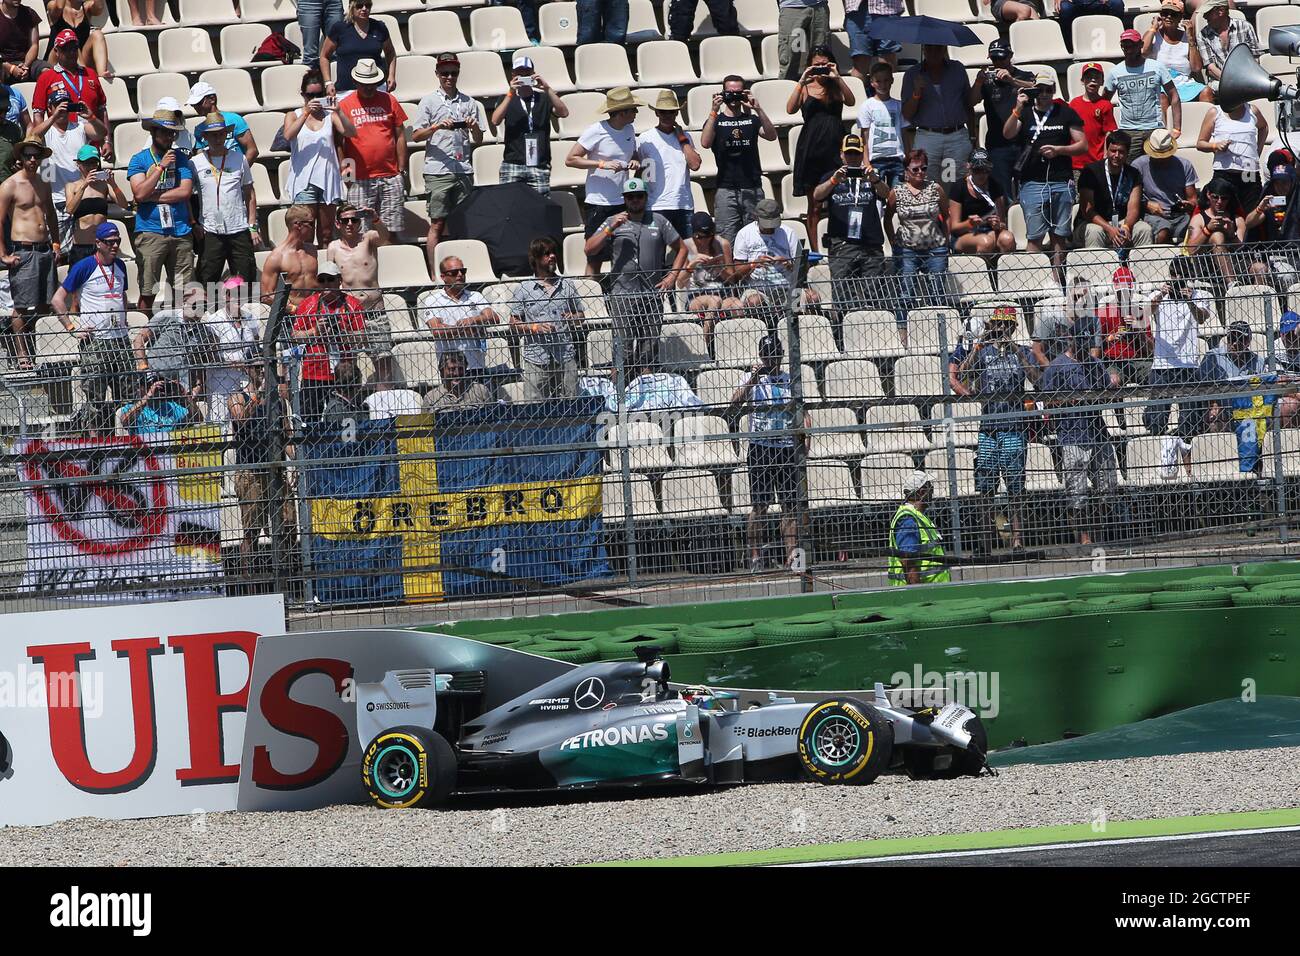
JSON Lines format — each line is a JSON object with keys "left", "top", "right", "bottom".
{"left": 611, "top": 293, "right": 639, "bottom": 586}
{"left": 263, "top": 276, "right": 293, "bottom": 601}
{"left": 1264, "top": 292, "right": 1290, "bottom": 545}
{"left": 934, "top": 308, "right": 964, "bottom": 559}
{"left": 789, "top": 249, "right": 812, "bottom": 592}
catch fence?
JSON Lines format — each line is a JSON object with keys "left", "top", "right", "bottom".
{"left": 3, "top": 240, "right": 1300, "bottom": 615}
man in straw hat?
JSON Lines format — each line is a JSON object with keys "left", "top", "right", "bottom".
{"left": 413, "top": 52, "right": 482, "bottom": 279}
{"left": 127, "top": 107, "right": 195, "bottom": 311}
{"left": 889, "top": 471, "right": 949, "bottom": 586}
{"left": 1132, "top": 128, "right": 1198, "bottom": 244}
{"left": 566, "top": 86, "right": 643, "bottom": 277}
{"left": 0, "top": 135, "right": 59, "bottom": 369}
{"left": 635, "top": 89, "right": 701, "bottom": 240}
{"left": 492, "top": 52, "right": 569, "bottom": 197}
{"left": 191, "top": 111, "right": 259, "bottom": 284}
{"left": 337, "top": 57, "right": 408, "bottom": 240}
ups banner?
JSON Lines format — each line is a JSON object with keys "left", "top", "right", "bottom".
{"left": 17, "top": 427, "right": 225, "bottom": 599}
{"left": 302, "top": 399, "right": 611, "bottom": 605}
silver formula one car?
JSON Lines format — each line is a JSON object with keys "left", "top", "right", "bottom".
{"left": 357, "top": 646, "right": 991, "bottom": 809}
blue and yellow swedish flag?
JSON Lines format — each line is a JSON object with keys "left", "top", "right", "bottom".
{"left": 302, "top": 399, "right": 610, "bottom": 604}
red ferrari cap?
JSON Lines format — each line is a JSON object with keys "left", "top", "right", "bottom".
{"left": 53, "top": 28, "right": 79, "bottom": 48}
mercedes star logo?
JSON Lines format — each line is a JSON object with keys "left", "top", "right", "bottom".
{"left": 574, "top": 677, "right": 605, "bottom": 710}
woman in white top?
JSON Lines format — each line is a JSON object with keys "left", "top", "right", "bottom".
{"left": 675, "top": 211, "right": 741, "bottom": 354}
{"left": 1142, "top": 0, "right": 1209, "bottom": 103}
{"left": 282, "top": 67, "right": 356, "bottom": 244}
{"left": 1196, "top": 101, "right": 1267, "bottom": 211}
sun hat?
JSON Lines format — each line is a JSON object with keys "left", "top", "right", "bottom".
{"left": 1145, "top": 129, "right": 1178, "bottom": 159}
{"left": 143, "top": 108, "right": 185, "bottom": 132}
{"left": 601, "top": 87, "right": 642, "bottom": 114}
{"left": 651, "top": 89, "right": 682, "bottom": 112}
{"left": 198, "top": 111, "right": 233, "bottom": 135}
{"left": 351, "top": 58, "right": 385, "bottom": 85}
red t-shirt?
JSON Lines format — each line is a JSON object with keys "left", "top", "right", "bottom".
{"left": 292, "top": 292, "right": 366, "bottom": 382}
{"left": 338, "top": 90, "right": 407, "bottom": 181}
{"left": 1069, "top": 95, "right": 1116, "bottom": 171}
{"left": 33, "top": 65, "right": 105, "bottom": 116}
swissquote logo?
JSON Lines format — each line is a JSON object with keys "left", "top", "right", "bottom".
{"left": 49, "top": 886, "right": 152, "bottom": 936}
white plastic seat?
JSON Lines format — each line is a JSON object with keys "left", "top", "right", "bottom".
{"left": 179, "top": 0, "right": 240, "bottom": 24}
{"left": 636, "top": 40, "right": 699, "bottom": 87}
{"left": 749, "top": 80, "right": 799, "bottom": 126}
{"left": 625, "top": 0, "right": 663, "bottom": 42}
{"left": 907, "top": 308, "right": 959, "bottom": 356}
{"left": 863, "top": 405, "right": 932, "bottom": 455}
{"left": 915, "top": 0, "right": 979, "bottom": 22}
{"left": 661, "top": 470, "right": 727, "bottom": 519}
{"left": 574, "top": 43, "right": 636, "bottom": 90}
{"left": 469, "top": 6, "right": 533, "bottom": 51}
{"left": 1071, "top": 15, "right": 1123, "bottom": 60}
{"left": 539, "top": 1, "right": 579, "bottom": 46}
{"left": 556, "top": 91, "right": 605, "bottom": 137}
{"left": 251, "top": 163, "right": 280, "bottom": 206}
{"left": 683, "top": 84, "right": 723, "bottom": 131}
{"left": 924, "top": 448, "right": 977, "bottom": 497}
{"left": 198, "top": 70, "right": 262, "bottom": 115}
{"left": 408, "top": 11, "right": 472, "bottom": 55}
{"left": 246, "top": 112, "right": 288, "bottom": 157}
{"left": 378, "top": 245, "right": 434, "bottom": 289}
{"left": 114, "top": 0, "right": 177, "bottom": 29}
{"left": 433, "top": 240, "right": 498, "bottom": 284}
{"left": 105, "top": 31, "right": 157, "bottom": 78}
{"left": 219, "top": 24, "right": 274, "bottom": 69}
{"left": 523, "top": 46, "right": 576, "bottom": 94}
{"left": 603, "top": 473, "right": 660, "bottom": 521}
{"left": 135, "top": 73, "right": 190, "bottom": 117}
{"left": 808, "top": 461, "right": 859, "bottom": 511}
{"left": 894, "top": 355, "right": 947, "bottom": 400}
{"left": 1010, "top": 21, "right": 1070, "bottom": 62}
{"left": 158, "top": 28, "right": 220, "bottom": 73}
{"left": 1174, "top": 101, "right": 1215, "bottom": 148}
{"left": 671, "top": 416, "right": 743, "bottom": 468}
{"left": 953, "top": 22, "right": 1000, "bottom": 66}
{"left": 860, "top": 454, "right": 921, "bottom": 503}
{"left": 391, "top": 340, "right": 443, "bottom": 389}
{"left": 1194, "top": 431, "right": 1249, "bottom": 482}
{"left": 700, "top": 0, "right": 778, "bottom": 36}
{"left": 260, "top": 65, "right": 309, "bottom": 111}
{"left": 394, "top": 56, "right": 439, "bottom": 97}
{"left": 1123, "top": 435, "right": 1191, "bottom": 486}
{"left": 699, "top": 36, "right": 762, "bottom": 84}
{"left": 472, "top": 143, "right": 505, "bottom": 187}
{"left": 113, "top": 123, "right": 150, "bottom": 164}
{"left": 788, "top": 313, "right": 843, "bottom": 363}
{"left": 609, "top": 421, "right": 675, "bottom": 471}
{"left": 241, "top": 0, "right": 297, "bottom": 20}
{"left": 807, "top": 407, "right": 868, "bottom": 460}
{"left": 1223, "top": 285, "right": 1276, "bottom": 335}
{"left": 101, "top": 78, "right": 136, "bottom": 123}
{"left": 659, "top": 322, "right": 711, "bottom": 369}
{"left": 823, "top": 359, "right": 884, "bottom": 402}
{"left": 712, "top": 317, "right": 768, "bottom": 367}
{"left": 842, "top": 310, "right": 905, "bottom": 359}
{"left": 457, "top": 51, "right": 509, "bottom": 99}
{"left": 696, "top": 368, "right": 743, "bottom": 410}
{"left": 1025, "top": 443, "right": 1063, "bottom": 492}
{"left": 996, "top": 252, "right": 1057, "bottom": 298}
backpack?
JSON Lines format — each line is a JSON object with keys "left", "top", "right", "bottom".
{"left": 252, "top": 33, "right": 301, "bottom": 66}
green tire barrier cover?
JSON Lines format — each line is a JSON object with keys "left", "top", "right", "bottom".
{"left": 1148, "top": 589, "right": 1234, "bottom": 609}
{"left": 832, "top": 612, "right": 915, "bottom": 637}
{"left": 525, "top": 640, "right": 600, "bottom": 663}
{"left": 1068, "top": 594, "right": 1153, "bottom": 613}
{"left": 910, "top": 606, "right": 992, "bottom": 628}
{"left": 1242, "top": 564, "right": 1300, "bottom": 579}
{"left": 1164, "top": 575, "right": 1243, "bottom": 591}
{"left": 691, "top": 620, "right": 759, "bottom": 638}
{"left": 612, "top": 623, "right": 691, "bottom": 637}
{"left": 1229, "top": 589, "right": 1300, "bottom": 607}
{"left": 977, "top": 597, "right": 1016, "bottom": 611}
{"left": 464, "top": 630, "right": 537, "bottom": 648}
{"left": 593, "top": 632, "right": 681, "bottom": 659}
{"left": 989, "top": 601, "right": 1075, "bottom": 623}
{"left": 678, "top": 628, "right": 759, "bottom": 653}
{"left": 1075, "top": 580, "right": 1162, "bottom": 596}
{"left": 1020, "top": 591, "right": 1069, "bottom": 604}
{"left": 753, "top": 619, "right": 838, "bottom": 643}
{"left": 1247, "top": 579, "right": 1300, "bottom": 592}
{"left": 543, "top": 630, "right": 609, "bottom": 643}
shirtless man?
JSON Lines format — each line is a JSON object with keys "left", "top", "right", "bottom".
{"left": 260, "top": 203, "right": 319, "bottom": 308}
{"left": 0, "top": 136, "right": 61, "bottom": 370}
{"left": 325, "top": 202, "right": 392, "bottom": 384}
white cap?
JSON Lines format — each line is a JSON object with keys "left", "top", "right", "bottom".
{"left": 511, "top": 53, "right": 534, "bottom": 71}
{"left": 186, "top": 81, "right": 217, "bottom": 107}
{"left": 902, "top": 471, "right": 935, "bottom": 499}
{"left": 156, "top": 96, "right": 183, "bottom": 114}
{"left": 316, "top": 259, "right": 342, "bottom": 279}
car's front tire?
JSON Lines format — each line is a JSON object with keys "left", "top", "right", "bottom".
{"left": 797, "top": 698, "right": 893, "bottom": 785}
{"left": 361, "top": 726, "right": 456, "bottom": 809}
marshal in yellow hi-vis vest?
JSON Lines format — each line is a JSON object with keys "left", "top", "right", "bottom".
{"left": 888, "top": 503, "right": 949, "bottom": 585}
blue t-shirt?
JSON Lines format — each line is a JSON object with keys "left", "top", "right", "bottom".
{"left": 1041, "top": 353, "right": 1108, "bottom": 447}
{"left": 0, "top": 83, "right": 26, "bottom": 125}
{"left": 127, "top": 147, "right": 194, "bottom": 236}
{"left": 119, "top": 400, "right": 189, "bottom": 435}
{"left": 894, "top": 514, "right": 922, "bottom": 556}
{"left": 950, "top": 341, "right": 1037, "bottom": 429}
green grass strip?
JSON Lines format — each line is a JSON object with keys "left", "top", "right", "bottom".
{"left": 589, "top": 806, "right": 1300, "bottom": 867}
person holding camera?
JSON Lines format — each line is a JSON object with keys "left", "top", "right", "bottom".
{"left": 786, "top": 46, "right": 854, "bottom": 254}
{"left": 1132, "top": 129, "right": 1198, "bottom": 244}
{"left": 283, "top": 68, "right": 357, "bottom": 245}
{"left": 1002, "top": 71, "right": 1085, "bottom": 278}
{"left": 413, "top": 52, "right": 483, "bottom": 279}
{"left": 128, "top": 109, "right": 195, "bottom": 312}
{"left": 1196, "top": 100, "right": 1268, "bottom": 216}
{"left": 729, "top": 332, "right": 810, "bottom": 573}
{"left": 1186, "top": 177, "right": 1246, "bottom": 287}
{"left": 701, "top": 75, "right": 778, "bottom": 244}
{"left": 885, "top": 148, "right": 950, "bottom": 348}
{"left": 812, "top": 134, "right": 889, "bottom": 312}
{"left": 566, "top": 86, "right": 643, "bottom": 276}
{"left": 951, "top": 305, "right": 1043, "bottom": 551}
{"left": 32, "top": 29, "right": 106, "bottom": 153}
{"left": 948, "top": 148, "right": 1016, "bottom": 261}
{"left": 32, "top": 85, "right": 105, "bottom": 244}
{"left": 1244, "top": 157, "right": 1294, "bottom": 246}
{"left": 120, "top": 374, "right": 204, "bottom": 436}
{"left": 1074, "top": 130, "right": 1153, "bottom": 251}
{"left": 972, "top": 39, "right": 1035, "bottom": 200}
{"left": 63, "top": 145, "right": 128, "bottom": 266}
{"left": 493, "top": 53, "right": 569, "bottom": 197}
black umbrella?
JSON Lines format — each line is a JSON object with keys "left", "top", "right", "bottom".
{"left": 446, "top": 181, "right": 564, "bottom": 277}
{"left": 866, "top": 14, "right": 982, "bottom": 47}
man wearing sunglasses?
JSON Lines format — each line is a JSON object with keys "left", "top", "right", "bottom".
{"left": 337, "top": 57, "right": 407, "bottom": 240}
{"left": 291, "top": 259, "right": 366, "bottom": 421}
{"left": 421, "top": 254, "right": 497, "bottom": 376}
{"left": 127, "top": 108, "right": 194, "bottom": 312}
{"left": 53, "top": 221, "right": 130, "bottom": 418}
{"left": 326, "top": 201, "right": 391, "bottom": 383}
{"left": 413, "top": 51, "right": 482, "bottom": 280}
{"left": 567, "top": 86, "right": 643, "bottom": 277}
{"left": 0, "top": 135, "right": 60, "bottom": 370}
{"left": 972, "top": 39, "right": 1035, "bottom": 200}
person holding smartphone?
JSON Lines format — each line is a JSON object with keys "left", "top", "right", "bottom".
{"left": 1245, "top": 158, "right": 1294, "bottom": 245}
{"left": 32, "top": 85, "right": 106, "bottom": 246}
{"left": 1186, "top": 177, "right": 1246, "bottom": 286}
{"left": 63, "top": 144, "right": 128, "bottom": 266}
{"left": 127, "top": 109, "right": 195, "bottom": 311}
{"left": 1132, "top": 129, "right": 1198, "bottom": 244}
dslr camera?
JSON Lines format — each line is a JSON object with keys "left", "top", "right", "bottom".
{"left": 722, "top": 89, "right": 747, "bottom": 107}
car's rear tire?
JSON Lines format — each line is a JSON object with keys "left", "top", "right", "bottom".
{"left": 361, "top": 726, "right": 456, "bottom": 809}
{"left": 797, "top": 698, "right": 893, "bottom": 785}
